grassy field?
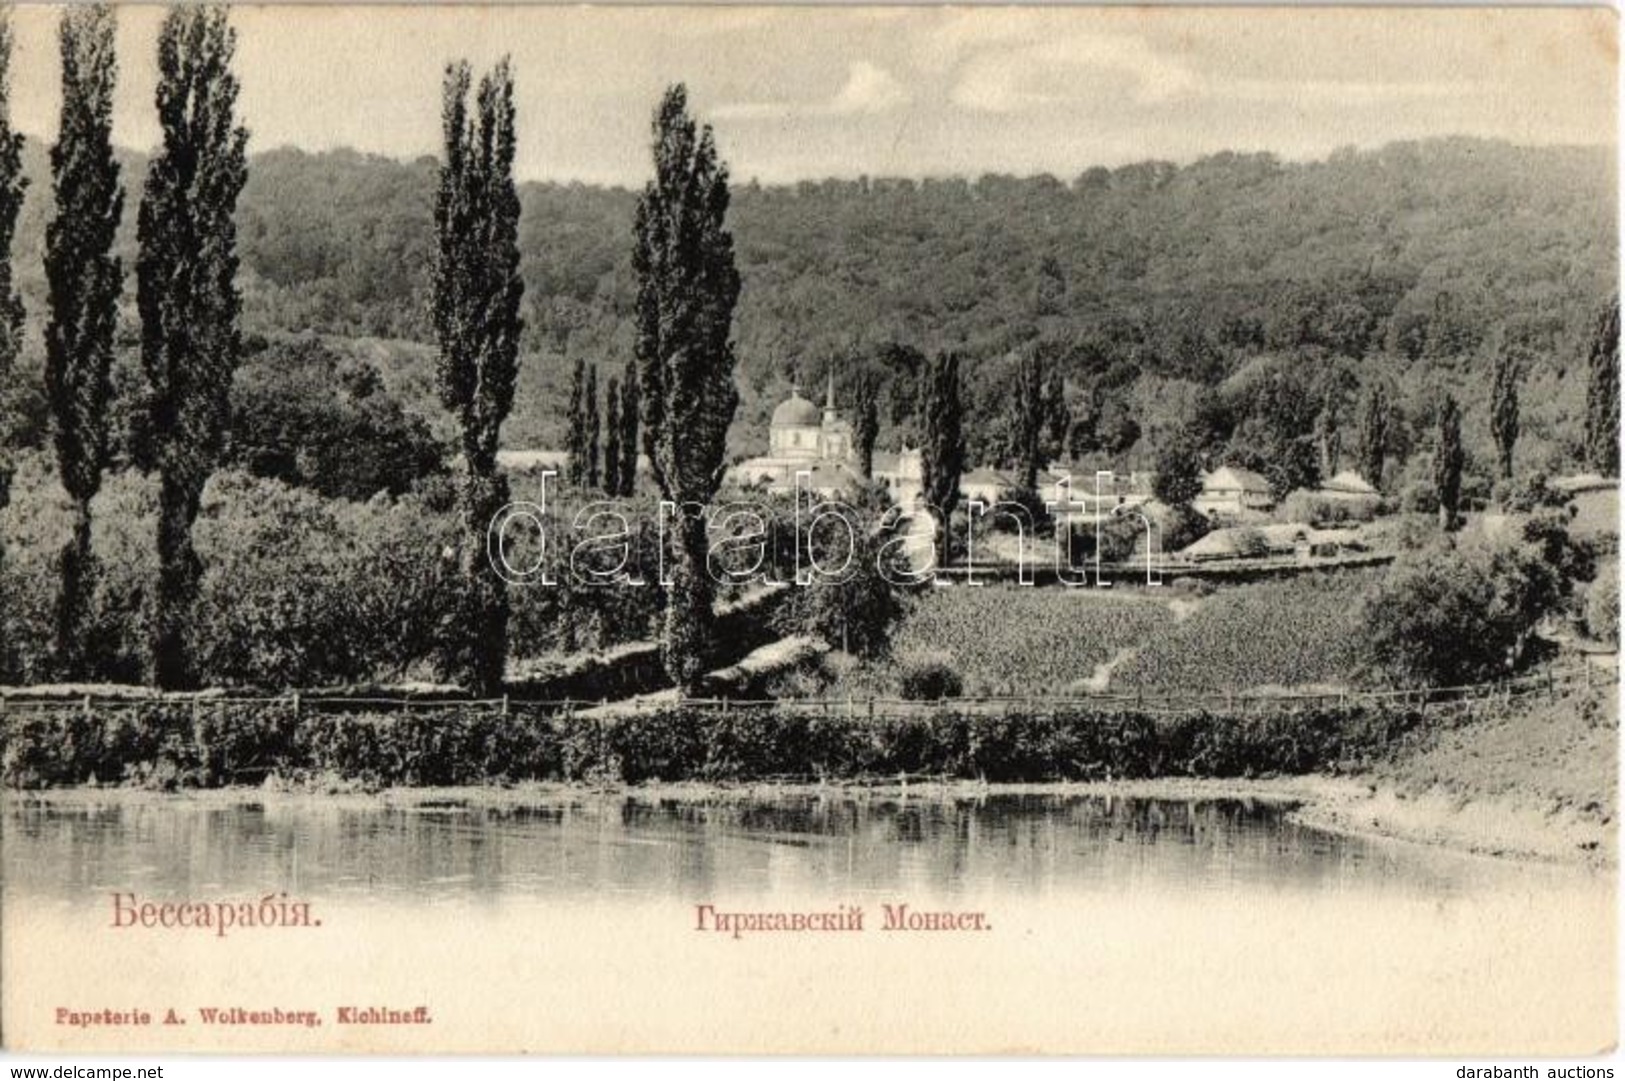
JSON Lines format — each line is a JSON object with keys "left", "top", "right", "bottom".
{"left": 831, "top": 570, "right": 1379, "bottom": 699}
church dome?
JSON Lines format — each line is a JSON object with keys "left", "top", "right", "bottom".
{"left": 771, "top": 391, "right": 821, "bottom": 428}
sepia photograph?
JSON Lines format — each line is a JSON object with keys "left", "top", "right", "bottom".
{"left": 0, "top": 0, "right": 1618, "bottom": 1059}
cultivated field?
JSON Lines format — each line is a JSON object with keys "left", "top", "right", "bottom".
{"left": 828, "top": 570, "right": 1379, "bottom": 699}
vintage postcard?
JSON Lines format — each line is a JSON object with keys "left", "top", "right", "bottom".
{"left": 0, "top": 1, "right": 1618, "bottom": 1057}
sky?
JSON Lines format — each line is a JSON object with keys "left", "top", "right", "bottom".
{"left": 4, "top": 4, "right": 1618, "bottom": 185}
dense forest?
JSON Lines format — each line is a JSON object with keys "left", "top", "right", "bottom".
{"left": 0, "top": 135, "right": 1614, "bottom": 484}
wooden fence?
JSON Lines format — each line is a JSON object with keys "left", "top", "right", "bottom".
{"left": 0, "top": 663, "right": 1606, "bottom": 722}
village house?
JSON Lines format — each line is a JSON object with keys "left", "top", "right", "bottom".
{"left": 1044, "top": 466, "right": 1153, "bottom": 515}
{"left": 872, "top": 447, "right": 922, "bottom": 508}
{"left": 961, "top": 466, "right": 1017, "bottom": 506}
{"left": 1194, "top": 465, "right": 1273, "bottom": 518}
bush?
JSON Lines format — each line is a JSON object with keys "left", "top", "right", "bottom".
{"left": 1283, "top": 491, "right": 1379, "bottom": 526}
{"left": 1232, "top": 527, "right": 1271, "bottom": 559}
{"left": 1585, "top": 563, "right": 1618, "bottom": 644}
{"left": 227, "top": 338, "right": 447, "bottom": 501}
{"left": 1065, "top": 511, "right": 1147, "bottom": 564}
{"left": 1357, "top": 514, "right": 1586, "bottom": 687}
{"left": 0, "top": 697, "right": 1423, "bottom": 788}
{"left": 1400, "top": 480, "right": 1439, "bottom": 516}
{"left": 983, "top": 486, "right": 1054, "bottom": 537}
{"left": 898, "top": 657, "right": 964, "bottom": 701}
{"left": 1495, "top": 472, "right": 1570, "bottom": 514}
{"left": 1161, "top": 503, "right": 1213, "bottom": 553}
{"left": 775, "top": 488, "right": 910, "bottom": 659}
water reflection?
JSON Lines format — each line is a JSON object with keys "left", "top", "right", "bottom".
{"left": 1, "top": 792, "right": 1559, "bottom": 906}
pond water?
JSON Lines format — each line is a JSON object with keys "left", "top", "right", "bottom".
{"left": 0, "top": 791, "right": 1570, "bottom": 904}
{"left": 3, "top": 791, "right": 1614, "bottom": 1055}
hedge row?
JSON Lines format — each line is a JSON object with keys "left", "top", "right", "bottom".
{"left": 0, "top": 699, "right": 1426, "bottom": 790}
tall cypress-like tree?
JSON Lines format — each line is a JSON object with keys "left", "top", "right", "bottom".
{"left": 139, "top": 5, "right": 247, "bottom": 689}
{"left": 850, "top": 368, "right": 879, "bottom": 480}
{"left": 632, "top": 84, "right": 741, "bottom": 694}
{"left": 584, "top": 362, "right": 600, "bottom": 490}
{"left": 432, "top": 58, "right": 523, "bottom": 696}
{"left": 604, "top": 374, "right": 622, "bottom": 496}
{"left": 1313, "top": 392, "right": 1341, "bottom": 477}
{"left": 0, "top": 13, "right": 27, "bottom": 542}
{"left": 1433, "top": 394, "right": 1464, "bottom": 532}
{"left": 1490, "top": 343, "right": 1521, "bottom": 480}
{"left": 1585, "top": 297, "right": 1619, "bottom": 477}
{"left": 566, "top": 358, "right": 589, "bottom": 486}
{"left": 1043, "top": 366, "right": 1069, "bottom": 463}
{"left": 920, "top": 351, "right": 965, "bottom": 569}
{"left": 617, "top": 356, "right": 639, "bottom": 495}
{"left": 1010, "top": 350, "right": 1045, "bottom": 493}
{"left": 1355, "top": 382, "right": 1389, "bottom": 492}
{"left": 46, "top": 4, "right": 123, "bottom": 679}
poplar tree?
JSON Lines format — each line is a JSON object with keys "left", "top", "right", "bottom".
{"left": 139, "top": 4, "right": 248, "bottom": 689}
{"left": 632, "top": 84, "right": 741, "bottom": 693}
{"left": 1585, "top": 298, "right": 1619, "bottom": 477}
{"left": 1355, "top": 382, "right": 1389, "bottom": 492}
{"left": 1313, "top": 393, "right": 1341, "bottom": 477}
{"left": 1433, "top": 394, "right": 1464, "bottom": 532}
{"left": 46, "top": 4, "right": 123, "bottom": 678}
{"left": 617, "top": 356, "right": 639, "bottom": 495}
{"left": 0, "top": 14, "right": 27, "bottom": 551}
{"left": 1490, "top": 343, "right": 1521, "bottom": 480}
{"left": 920, "top": 351, "right": 965, "bottom": 568}
{"left": 1010, "top": 349, "right": 1067, "bottom": 493}
{"left": 584, "top": 362, "right": 600, "bottom": 490}
{"left": 604, "top": 374, "right": 622, "bottom": 496}
{"left": 432, "top": 58, "right": 523, "bottom": 696}
{"left": 851, "top": 368, "right": 879, "bottom": 480}
{"left": 566, "top": 358, "right": 589, "bottom": 486}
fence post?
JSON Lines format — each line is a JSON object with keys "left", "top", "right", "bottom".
{"left": 501, "top": 693, "right": 509, "bottom": 719}
{"left": 291, "top": 690, "right": 301, "bottom": 720}
{"left": 82, "top": 694, "right": 92, "bottom": 722}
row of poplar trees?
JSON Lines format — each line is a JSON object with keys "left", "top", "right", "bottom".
{"left": 1431, "top": 305, "right": 1619, "bottom": 532}
{"left": 564, "top": 355, "right": 639, "bottom": 496}
{"left": 0, "top": 6, "right": 751, "bottom": 698}
{"left": 435, "top": 72, "right": 744, "bottom": 695}
{"left": 0, "top": 6, "right": 248, "bottom": 690}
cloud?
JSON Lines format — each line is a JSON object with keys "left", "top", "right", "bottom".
{"left": 717, "top": 60, "right": 909, "bottom": 120}
{"left": 949, "top": 32, "right": 1199, "bottom": 114}
{"left": 931, "top": 13, "right": 1481, "bottom": 118}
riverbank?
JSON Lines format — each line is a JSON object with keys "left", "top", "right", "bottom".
{"left": 4, "top": 682, "right": 1613, "bottom": 868}
{"left": 1296, "top": 678, "right": 1617, "bottom": 867}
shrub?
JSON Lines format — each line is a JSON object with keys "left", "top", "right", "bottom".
{"left": 898, "top": 657, "right": 964, "bottom": 701}
{"left": 1495, "top": 472, "right": 1570, "bottom": 514}
{"left": 1283, "top": 491, "right": 1379, "bottom": 526}
{"left": 1232, "top": 527, "right": 1271, "bottom": 559}
{"left": 1066, "top": 512, "right": 1146, "bottom": 564}
{"left": 1, "top": 697, "right": 1424, "bottom": 788}
{"left": 1585, "top": 562, "right": 1618, "bottom": 644}
{"left": 1399, "top": 481, "right": 1439, "bottom": 516}
{"left": 227, "top": 338, "right": 446, "bottom": 501}
{"left": 1161, "top": 503, "right": 1213, "bottom": 553}
{"left": 1357, "top": 515, "right": 1585, "bottom": 687}
{"left": 983, "top": 486, "right": 1053, "bottom": 537}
